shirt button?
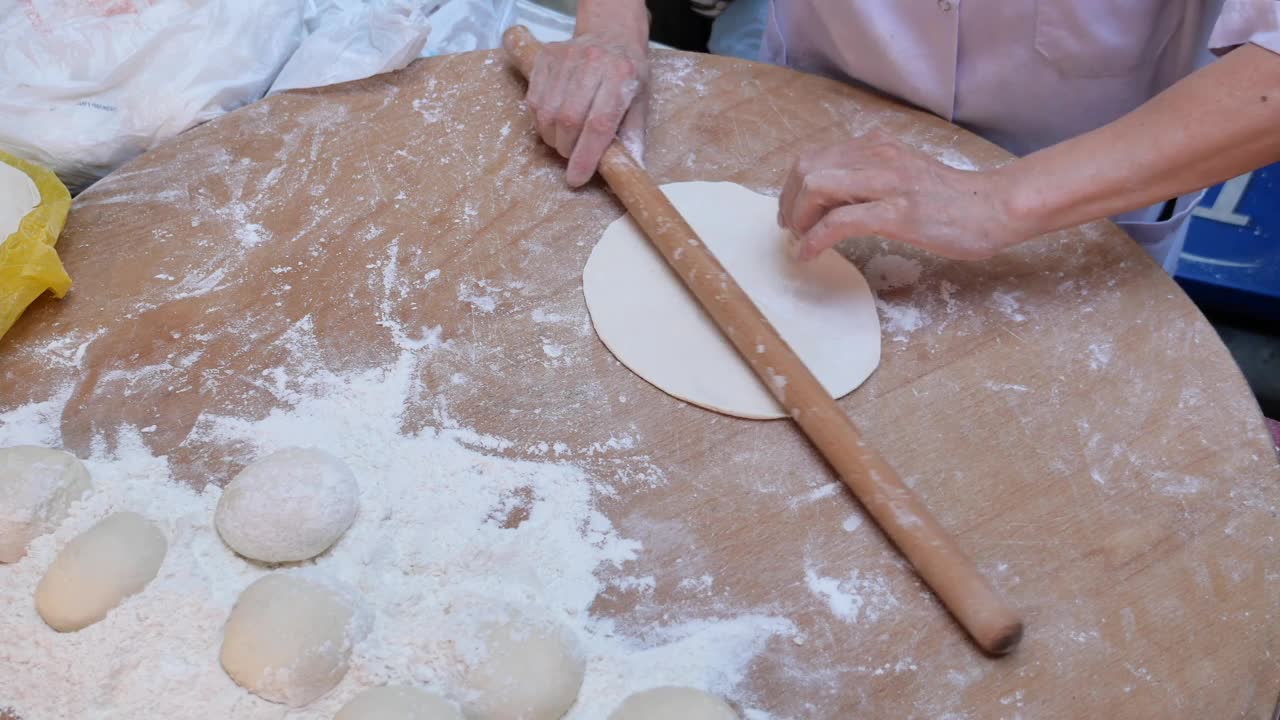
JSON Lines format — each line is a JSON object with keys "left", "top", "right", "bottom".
{"left": 938, "top": 0, "right": 953, "bottom": 10}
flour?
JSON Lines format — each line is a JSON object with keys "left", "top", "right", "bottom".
{"left": 934, "top": 147, "right": 980, "bottom": 172}
{"left": 984, "top": 382, "right": 1030, "bottom": 393}
{"left": 802, "top": 561, "right": 899, "bottom": 624}
{"left": 863, "top": 254, "right": 922, "bottom": 292}
{"left": 531, "top": 307, "right": 564, "bottom": 324}
{"left": 989, "top": 291, "right": 1027, "bottom": 323}
{"left": 1087, "top": 342, "right": 1113, "bottom": 370}
{"left": 457, "top": 278, "right": 499, "bottom": 313}
{"left": 840, "top": 514, "right": 864, "bottom": 533}
{"left": 0, "top": 355, "right": 791, "bottom": 719}
{"left": 875, "top": 299, "right": 925, "bottom": 340}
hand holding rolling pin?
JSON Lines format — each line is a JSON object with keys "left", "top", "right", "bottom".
{"left": 523, "top": 0, "right": 650, "bottom": 187}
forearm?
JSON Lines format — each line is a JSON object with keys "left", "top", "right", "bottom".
{"left": 1001, "top": 43, "right": 1280, "bottom": 235}
{"left": 575, "top": 0, "right": 649, "bottom": 45}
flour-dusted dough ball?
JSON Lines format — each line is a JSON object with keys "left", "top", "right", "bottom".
{"left": 459, "top": 618, "right": 586, "bottom": 720}
{"left": 221, "top": 572, "right": 363, "bottom": 706}
{"left": 0, "top": 445, "right": 91, "bottom": 563}
{"left": 335, "top": 686, "right": 464, "bottom": 720}
{"left": 34, "top": 511, "right": 166, "bottom": 631}
{"left": 215, "top": 448, "right": 358, "bottom": 563}
{"left": 608, "top": 687, "right": 738, "bottom": 720}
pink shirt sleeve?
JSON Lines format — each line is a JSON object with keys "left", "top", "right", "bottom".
{"left": 1211, "top": 0, "right": 1280, "bottom": 54}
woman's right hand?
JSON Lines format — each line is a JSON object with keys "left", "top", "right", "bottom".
{"left": 525, "top": 19, "right": 650, "bottom": 187}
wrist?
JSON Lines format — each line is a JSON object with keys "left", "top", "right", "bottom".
{"left": 576, "top": 0, "right": 649, "bottom": 48}
{"left": 991, "top": 160, "right": 1056, "bottom": 242}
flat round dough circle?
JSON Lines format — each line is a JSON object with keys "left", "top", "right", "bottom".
{"left": 583, "top": 181, "right": 881, "bottom": 419}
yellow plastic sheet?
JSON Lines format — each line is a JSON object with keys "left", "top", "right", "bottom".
{"left": 0, "top": 150, "right": 72, "bottom": 341}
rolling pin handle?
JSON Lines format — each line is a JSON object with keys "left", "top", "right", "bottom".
{"left": 503, "top": 26, "right": 540, "bottom": 80}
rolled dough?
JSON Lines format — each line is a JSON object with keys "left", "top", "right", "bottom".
{"left": 582, "top": 181, "right": 881, "bottom": 419}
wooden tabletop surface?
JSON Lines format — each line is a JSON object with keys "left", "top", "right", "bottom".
{"left": 3, "top": 49, "right": 1278, "bottom": 718}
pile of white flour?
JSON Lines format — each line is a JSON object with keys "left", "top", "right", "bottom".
{"left": 0, "top": 352, "right": 790, "bottom": 719}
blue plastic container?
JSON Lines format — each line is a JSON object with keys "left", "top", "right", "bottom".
{"left": 1175, "top": 165, "right": 1279, "bottom": 323}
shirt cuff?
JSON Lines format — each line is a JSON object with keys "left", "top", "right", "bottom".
{"left": 1211, "top": 1, "right": 1280, "bottom": 53}
{"left": 1251, "top": 32, "right": 1280, "bottom": 54}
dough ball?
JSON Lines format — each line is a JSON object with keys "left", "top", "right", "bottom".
{"left": 34, "top": 511, "right": 166, "bottom": 632}
{"left": 608, "top": 687, "right": 738, "bottom": 720}
{"left": 215, "top": 447, "right": 358, "bottom": 562}
{"left": 458, "top": 618, "right": 586, "bottom": 720}
{"left": 0, "top": 445, "right": 91, "bottom": 563}
{"left": 220, "top": 572, "right": 362, "bottom": 706}
{"left": 335, "top": 686, "right": 464, "bottom": 720}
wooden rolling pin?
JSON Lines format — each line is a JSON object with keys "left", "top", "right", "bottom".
{"left": 502, "top": 26, "right": 1023, "bottom": 656}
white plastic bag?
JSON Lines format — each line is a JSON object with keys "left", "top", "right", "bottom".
{"left": 269, "top": 0, "right": 435, "bottom": 94}
{"left": 0, "top": 0, "right": 437, "bottom": 192}
{"left": 510, "top": 0, "right": 575, "bottom": 45}
{"left": 0, "top": 0, "right": 306, "bottom": 192}
{"left": 424, "top": 0, "right": 516, "bottom": 55}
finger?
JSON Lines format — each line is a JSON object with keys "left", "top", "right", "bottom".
{"left": 788, "top": 168, "right": 899, "bottom": 235}
{"left": 527, "top": 51, "right": 554, "bottom": 137}
{"left": 798, "top": 201, "right": 900, "bottom": 261}
{"left": 778, "top": 145, "right": 836, "bottom": 228}
{"left": 617, "top": 88, "right": 648, "bottom": 166}
{"left": 778, "top": 156, "right": 806, "bottom": 228}
{"left": 536, "top": 52, "right": 576, "bottom": 147}
{"left": 778, "top": 137, "right": 908, "bottom": 228}
{"left": 553, "top": 64, "right": 606, "bottom": 158}
{"left": 565, "top": 75, "right": 638, "bottom": 187}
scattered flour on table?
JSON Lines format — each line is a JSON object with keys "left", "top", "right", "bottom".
{"left": 1088, "top": 342, "right": 1113, "bottom": 370}
{"left": 984, "top": 381, "right": 1030, "bottom": 393}
{"left": 863, "top": 255, "right": 922, "bottom": 292}
{"left": 803, "top": 560, "right": 899, "bottom": 625}
{"left": 875, "top": 299, "right": 925, "bottom": 341}
{"left": 989, "top": 291, "right": 1027, "bottom": 323}
{"left": 531, "top": 307, "right": 565, "bottom": 324}
{"left": 457, "top": 278, "right": 498, "bottom": 313}
{"left": 0, "top": 353, "right": 791, "bottom": 719}
{"left": 656, "top": 54, "right": 717, "bottom": 96}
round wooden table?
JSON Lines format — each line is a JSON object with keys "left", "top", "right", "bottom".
{"left": 3, "top": 49, "right": 1278, "bottom": 718}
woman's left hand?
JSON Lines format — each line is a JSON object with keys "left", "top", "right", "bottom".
{"left": 777, "top": 132, "right": 1036, "bottom": 261}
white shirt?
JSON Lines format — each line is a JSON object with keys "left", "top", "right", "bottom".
{"left": 761, "top": 0, "right": 1280, "bottom": 270}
